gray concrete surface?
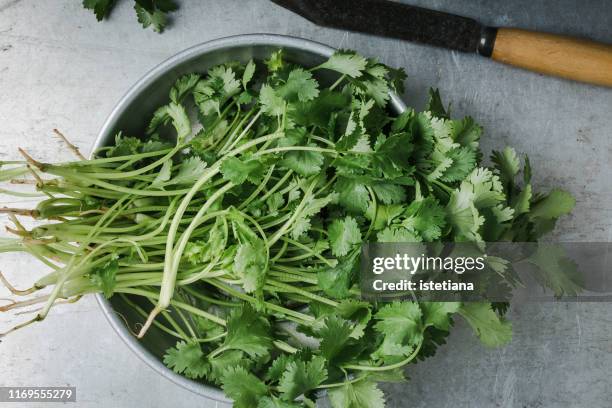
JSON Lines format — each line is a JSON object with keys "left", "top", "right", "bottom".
{"left": 0, "top": 0, "right": 611, "bottom": 407}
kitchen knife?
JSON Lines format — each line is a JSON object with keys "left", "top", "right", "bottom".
{"left": 271, "top": 0, "right": 612, "bottom": 87}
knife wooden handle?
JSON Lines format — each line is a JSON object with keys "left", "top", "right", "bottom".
{"left": 489, "top": 28, "right": 612, "bottom": 87}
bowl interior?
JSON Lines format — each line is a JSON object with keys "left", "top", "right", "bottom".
{"left": 94, "top": 34, "right": 406, "bottom": 402}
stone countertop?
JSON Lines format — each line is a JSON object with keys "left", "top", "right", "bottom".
{"left": 0, "top": 0, "right": 611, "bottom": 407}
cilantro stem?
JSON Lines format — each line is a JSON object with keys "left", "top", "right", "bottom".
{"left": 253, "top": 146, "right": 337, "bottom": 158}
{"left": 317, "top": 374, "right": 368, "bottom": 389}
{"left": 329, "top": 74, "right": 347, "bottom": 91}
{"left": 273, "top": 340, "right": 298, "bottom": 354}
{"left": 342, "top": 338, "right": 423, "bottom": 372}
{"left": 265, "top": 280, "right": 337, "bottom": 307}
{"left": 260, "top": 170, "right": 293, "bottom": 202}
{"left": 117, "top": 287, "right": 226, "bottom": 326}
{"left": 208, "top": 279, "right": 315, "bottom": 325}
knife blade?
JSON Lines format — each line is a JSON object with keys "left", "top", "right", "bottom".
{"left": 270, "top": 0, "right": 612, "bottom": 87}
{"left": 270, "top": 0, "right": 496, "bottom": 55}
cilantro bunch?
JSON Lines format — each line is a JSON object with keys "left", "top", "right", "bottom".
{"left": 0, "top": 50, "right": 574, "bottom": 407}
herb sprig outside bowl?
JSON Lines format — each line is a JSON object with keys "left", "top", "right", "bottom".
{"left": 0, "top": 48, "right": 574, "bottom": 407}
{"left": 83, "top": 0, "right": 179, "bottom": 32}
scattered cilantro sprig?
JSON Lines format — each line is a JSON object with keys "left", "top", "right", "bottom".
{"left": 82, "top": 0, "right": 178, "bottom": 32}
{"left": 0, "top": 49, "right": 575, "bottom": 407}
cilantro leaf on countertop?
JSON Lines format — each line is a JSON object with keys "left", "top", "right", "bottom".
{"left": 84, "top": 0, "right": 178, "bottom": 32}
{"left": 83, "top": 0, "right": 116, "bottom": 21}
{"left": 459, "top": 303, "right": 512, "bottom": 347}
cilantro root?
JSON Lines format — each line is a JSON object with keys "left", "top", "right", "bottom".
{"left": 0, "top": 49, "right": 574, "bottom": 407}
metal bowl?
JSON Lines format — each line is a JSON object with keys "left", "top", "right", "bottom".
{"left": 93, "top": 33, "right": 406, "bottom": 402}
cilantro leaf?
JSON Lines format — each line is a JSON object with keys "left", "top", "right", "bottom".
{"left": 170, "top": 73, "right": 200, "bottom": 104}
{"left": 316, "top": 315, "right": 354, "bottom": 361}
{"left": 83, "top": 0, "right": 116, "bottom": 21}
{"left": 167, "top": 156, "right": 207, "bottom": 185}
{"left": 151, "top": 158, "right": 173, "bottom": 187}
{"left": 491, "top": 147, "right": 520, "bottom": 187}
{"left": 317, "top": 255, "right": 357, "bottom": 299}
{"left": 260, "top": 84, "right": 286, "bottom": 116}
{"left": 243, "top": 60, "right": 256, "bottom": 89}
{"left": 148, "top": 102, "right": 191, "bottom": 140}
{"left": 277, "top": 68, "right": 320, "bottom": 103}
{"left": 328, "top": 216, "right": 362, "bottom": 257}
{"left": 163, "top": 340, "right": 209, "bottom": 379}
{"left": 265, "top": 50, "right": 285, "bottom": 72}
{"left": 291, "top": 192, "right": 337, "bottom": 239}
{"left": 441, "top": 146, "right": 477, "bottom": 182}
{"left": 278, "top": 355, "right": 328, "bottom": 401}
{"left": 194, "top": 65, "right": 241, "bottom": 115}
{"left": 335, "top": 178, "right": 370, "bottom": 214}
{"left": 426, "top": 88, "right": 450, "bottom": 119}
{"left": 512, "top": 184, "right": 532, "bottom": 215}
{"left": 401, "top": 197, "right": 446, "bottom": 241}
{"left": 371, "top": 183, "right": 406, "bottom": 205}
{"left": 525, "top": 244, "right": 583, "bottom": 296}
{"left": 221, "top": 157, "right": 264, "bottom": 185}
{"left": 221, "top": 304, "right": 273, "bottom": 358}
{"left": 291, "top": 90, "right": 351, "bottom": 128}
{"left": 209, "top": 350, "right": 247, "bottom": 384}
{"left": 281, "top": 145, "right": 324, "bottom": 177}
{"left": 134, "top": 3, "right": 167, "bottom": 33}
{"left": 421, "top": 302, "right": 460, "bottom": 331}
{"left": 221, "top": 366, "right": 268, "bottom": 408}
{"left": 459, "top": 303, "right": 512, "bottom": 347}
{"left": 374, "top": 302, "right": 423, "bottom": 360}
{"left": 266, "top": 354, "right": 293, "bottom": 383}
{"left": 89, "top": 256, "right": 118, "bottom": 299}
{"left": 328, "top": 380, "right": 386, "bottom": 408}
{"left": 376, "top": 227, "right": 420, "bottom": 243}
{"left": 233, "top": 239, "right": 268, "bottom": 294}
{"left": 318, "top": 50, "right": 368, "bottom": 78}
{"left": 450, "top": 116, "right": 481, "bottom": 150}
{"left": 336, "top": 299, "right": 372, "bottom": 339}
{"left": 529, "top": 189, "right": 575, "bottom": 220}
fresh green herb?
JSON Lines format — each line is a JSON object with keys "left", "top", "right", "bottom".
{"left": 83, "top": 0, "right": 178, "bottom": 32}
{"left": 0, "top": 49, "right": 574, "bottom": 407}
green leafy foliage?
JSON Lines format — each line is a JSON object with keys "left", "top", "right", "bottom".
{"left": 374, "top": 302, "right": 423, "bottom": 360}
{"left": 84, "top": 0, "right": 177, "bottom": 32}
{"left": 221, "top": 304, "right": 273, "bottom": 358}
{"left": 163, "top": 340, "right": 209, "bottom": 379}
{"left": 316, "top": 50, "right": 368, "bottom": 78}
{"left": 82, "top": 0, "right": 116, "bottom": 21}
{"left": 88, "top": 255, "right": 119, "bottom": 299}
{"left": 328, "top": 216, "right": 362, "bottom": 257}
{"left": 221, "top": 157, "right": 264, "bottom": 185}
{"left": 459, "top": 303, "right": 512, "bottom": 347}
{"left": 222, "top": 366, "right": 268, "bottom": 408}
{"left": 1, "top": 49, "right": 575, "bottom": 408}
{"left": 328, "top": 380, "right": 386, "bottom": 408}
{"left": 278, "top": 355, "right": 328, "bottom": 401}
